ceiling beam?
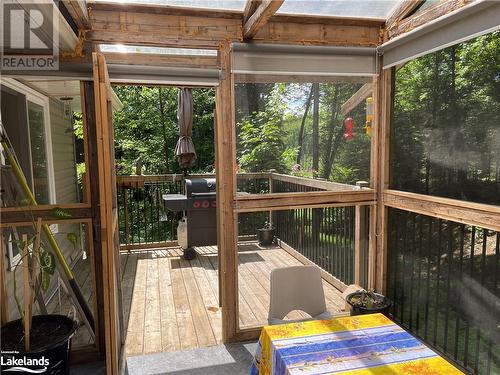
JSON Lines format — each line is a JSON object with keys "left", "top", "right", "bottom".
{"left": 101, "top": 52, "right": 219, "bottom": 69}
{"left": 243, "top": 0, "right": 284, "bottom": 39}
{"left": 385, "top": 0, "right": 423, "bottom": 31}
{"left": 341, "top": 83, "right": 373, "bottom": 116}
{"left": 86, "top": 3, "right": 381, "bottom": 48}
{"left": 62, "top": 0, "right": 90, "bottom": 29}
{"left": 243, "top": 0, "right": 261, "bottom": 23}
{"left": 386, "top": 0, "right": 470, "bottom": 40}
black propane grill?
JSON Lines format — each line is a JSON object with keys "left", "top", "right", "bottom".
{"left": 163, "top": 178, "right": 217, "bottom": 259}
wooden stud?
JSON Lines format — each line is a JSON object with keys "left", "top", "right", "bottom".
{"left": 375, "top": 66, "right": 393, "bottom": 294}
{"left": 384, "top": 0, "right": 423, "bottom": 33}
{"left": 340, "top": 83, "right": 373, "bottom": 116}
{"left": 22, "top": 234, "right": 31, "bottom": 351}
{"left": 0, "top": 228, "right": 7, "bottom": 325}
{"left": 354, "top": 205, "right": 368, "bottom": 286}
{"left": 243, "top": 0, "right": 284, "bottom": 39}
{"left": 243, "top": 0, "right": 261, "bottom": 23}
{"left": 386, "top": 0, "right": 471, "bottom": 40}
{"left": 62, "top": 0, "right": 91, "bottom": 29}
{"left": 215, "top": 41, "right": 238, "bottom": 342}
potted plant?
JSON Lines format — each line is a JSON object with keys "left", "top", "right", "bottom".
{"left": 257, "top": 220, "right": 275, "bottom": 246}
{"left": 1, "top": 220, "right": 78, "bottom": 374}
{"left": 346, "top": 290, "right": 391, "bottom": 315}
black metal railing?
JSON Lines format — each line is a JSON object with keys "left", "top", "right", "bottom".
{"left": 117, "top": 177, "right": 184, "bottom": 245}
{"left": 274, "top": 206, "right": 356, "bottom": 285}
{"left": 387, "top": 208, "right": 500, "bottom": 375}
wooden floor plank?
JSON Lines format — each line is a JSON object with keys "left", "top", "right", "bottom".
{"left": 170, "top": 258, "right": 199, "bottom": 350}
{"left": 158, "top": 254, "right": 181, "bottom": 352}
{"left": 190, "top": 256, "right": 222, "bottom": 344}
{"left": 125, "top": 253, "right": 148, "bottom": 356}
{"left": 179, "top": 258, "right": 217, "bottom": 347}
{"left": 143, "top": 256, "right": 162, "bottom": 354}
{"left": 114, "top": 243, "right": 345, "bottom": 356}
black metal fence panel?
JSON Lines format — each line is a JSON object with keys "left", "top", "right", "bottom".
{"left": 274, "top": 206, "right": 355, "bottom": 285}
{"left": 387, "top": 208, "right": 500, "bottom": 374}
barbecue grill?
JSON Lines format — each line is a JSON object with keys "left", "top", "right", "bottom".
{"left": 163, "top": 178, "right": 217, "bottom": 259}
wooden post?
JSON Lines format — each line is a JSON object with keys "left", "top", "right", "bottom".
{"left": 0, "top": 228, "right": 8, "bottom": 325}
{"left": 354, "top": 182, "right": 369, "bottom": 287}
{"left": 375, "top": 65, "right": 393, "bottom": 293}
{"left": 22, "top": 234, "right": 31, "bottom": 351}
{"left": 215, "top": 40, "right": 238, "bottom": 342}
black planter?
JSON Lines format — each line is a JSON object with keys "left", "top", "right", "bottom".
{"left": 257, "top": 228, "right": 275, "bottom": 246}
{"left": 346, "top": 292, "right": 391, "bottom": 315}
{"left": 1, "top": 314, "right": 77, "bottom": 375}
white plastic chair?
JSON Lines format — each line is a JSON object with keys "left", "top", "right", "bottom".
{"left": 268, "top": 265, "right": 331, "bottom": 325}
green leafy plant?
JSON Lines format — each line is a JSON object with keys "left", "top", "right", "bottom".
{"left": 9, "top": 207, "right": 77, "bottom": 349}
{"left": 348, "top": 290, "right": 386, "bottom": 309}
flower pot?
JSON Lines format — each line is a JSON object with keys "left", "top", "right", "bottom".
{"left": 1, "top": 314, "right": 77, "bottom": 375}
{"left": 257, "top": 228, "right": 275, "bottom": 246}
{"left": 346, "top": 292, "right": 391, "bottom": 316}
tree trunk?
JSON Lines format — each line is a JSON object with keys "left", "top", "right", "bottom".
{"left": 312, "top": 83, "right": 320, "bottom": 173}
{"left": 321, "top": 87, "right": 341, "bottom": 180}
{"left": 296, "top": 85, "right": 314, "bottom": 165}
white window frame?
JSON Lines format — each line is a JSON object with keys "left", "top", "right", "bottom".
{"left": 1, "top": 78, "right": 57, "bottom": 205}
{"left": 1, "top": 79, "right": 58, "bottom": 268}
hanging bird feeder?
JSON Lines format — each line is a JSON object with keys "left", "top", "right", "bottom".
{"left": 344, "top": 117, "right": 354, "bottom": 140}
{"left": 365, "top": 96, "right": 373, "bottom": 136}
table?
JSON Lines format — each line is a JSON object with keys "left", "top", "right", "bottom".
{"left": 250, "top": 313, "right": 462, "bottom": 375}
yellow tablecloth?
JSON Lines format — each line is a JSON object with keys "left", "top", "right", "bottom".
{"left": 251, "top": 313, "right": 463, "bottom": 375}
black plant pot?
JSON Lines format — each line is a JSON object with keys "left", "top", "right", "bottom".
{"left": 1, "top": 314, "right": 77, "bottom": 375}
{"left": 346, "top": 292, "right": 392, "bottom": 316}
{"left": 257, "top": 228, "right": 275, "bottom": 246}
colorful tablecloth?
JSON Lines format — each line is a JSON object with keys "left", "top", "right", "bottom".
{"left": 250, "top": 313, "right": 462, "bottom": 375}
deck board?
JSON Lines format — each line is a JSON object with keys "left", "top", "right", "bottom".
{"left": 117, "top": 243, "right": 345, "bottom": 356}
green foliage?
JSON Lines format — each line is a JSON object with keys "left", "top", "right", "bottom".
{"left": 238, "top": 111, "right": 289, "bottom": 173}
{"left": 113, "top": 86, "right": 215, "bottom": 174}
{"left": 392, "top": 31, "right": 500, "bottom": 205}
{"left": 50, "top": 207, "right": 73, "bottom": 219}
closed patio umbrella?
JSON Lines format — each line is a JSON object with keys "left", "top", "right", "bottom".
{"left": 175, "top": 88, "right": 197, "bottom": 169}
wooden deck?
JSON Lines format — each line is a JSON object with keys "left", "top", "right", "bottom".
{"left": 120, "top": 243, "right": 345, "bottom": 357}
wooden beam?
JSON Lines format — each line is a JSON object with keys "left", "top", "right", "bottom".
{"left": 243, "top": 0, "right": 284, "bottom": 39}
{"left": 340, "top": 83, "right": 373, "bottom": 116}
{"left": 89, "top": 1, "right": 242, "bottom": 19}
{"left": 102, "top": 52, "right": 218, "bottom": 69}
{"left": 243, "top": 0, "right": 261, "bottom": 23}
{"left": 386, "top": 0, "right": 471, "bottom": 40}
{"left": 87, "top": 5, "right": 381, "bottom": 48}
{"left": 235, "top": 190, "right": 375, "bottom": 212}
{"left": 0, "top": 228, "right": 8, "bottom": 325}
{"left": 81, "top": 80, "right": 107, "bottom": 355}
{"left": 384, "top": 190, "right": 500, "bottom": 232}
{"left": 270, "top": 173, "right": 360, "bottom": 191}
{"left": 385, "top": 0, "right": 423, "bottom": 31}
{"left": 0, "top": 205, "right": 92, "bottom": 224}
{"left": 254, "top": 20, "right": 380, "bottom": 46}
{"left": 215, "top": 41, "right": 238, "bottom": 342}
{"left": 235, "top": 74, "right": 372, "bottom": 84}
{"left": 374, "top": 66, "right": 393, "bottom": 294}
{"left": 62, "top": 0, "right": 91, "bottom": 29}
{"left": 86, "top": 7, "right": 243, "bottom": 47}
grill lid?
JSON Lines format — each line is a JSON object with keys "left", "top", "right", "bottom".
{"left": 185, "top": 178, "right": 216, "bottom": 197}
